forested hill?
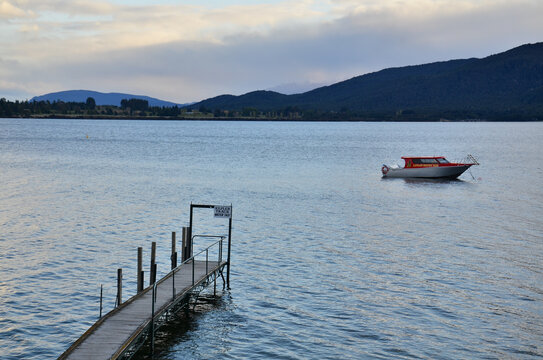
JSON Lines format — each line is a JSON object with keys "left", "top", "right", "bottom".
{"left": 191, "top": 42, "right": 543, "bottom": 120}
{"left": 31, "top": 90, "right": 182, "bottom": 107}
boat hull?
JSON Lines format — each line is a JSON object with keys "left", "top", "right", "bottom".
{"left": 382, "top": 165, "right": 472, "bottom": 179}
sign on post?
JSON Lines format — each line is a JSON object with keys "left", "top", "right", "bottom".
{"left": 214, "top": 205, "right": 232, "bottom": 218}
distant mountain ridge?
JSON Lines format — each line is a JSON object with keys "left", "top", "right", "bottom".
{"left": 266, "top": 81, "right": 328, "bottom": 95}
{"left": 31, "top": 90, "right": 185, "bottom": 107}
{"left": 191, "top": 42, "right": 543, "bottom": 119}
{"left": 28, "top": 43, "right": 543, "bottom": 120}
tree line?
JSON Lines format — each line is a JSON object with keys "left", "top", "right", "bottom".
{"left": 0, "top": 97, "right": 184, "bottom": 118}
{"left": 1, "top": 97, "right": 540, "bottom": 121}
{"left": 0, "top": 97, "right": 308, "bottom": 119}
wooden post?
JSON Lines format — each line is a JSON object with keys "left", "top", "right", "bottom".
{"left": 182, "top": 227, "right": 188, "bottom": 261}
{"left": 150, "top": 241, "right": 156, "bottom": 286}
{"left": 171, "top": 231, "right": 177, "bottom": 270}
{"left": 137, "top": 247, "right": 143, "bottom": 292}
{"left": 117, "top": 268, "right": 122, "bottom": 307}
{"left": 100, "top": 284, "right": 103, "bottom": 318}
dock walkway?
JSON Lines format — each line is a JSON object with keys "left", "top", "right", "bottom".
{"left": 59, "top": 203, "right": 232, "bottom": 360}
{"left": 60, "top": 254, "right": 226, "bottom": 359}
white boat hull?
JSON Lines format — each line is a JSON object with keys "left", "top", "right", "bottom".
{"left": 382, "top": 165, "right": 472, "bottom": 179}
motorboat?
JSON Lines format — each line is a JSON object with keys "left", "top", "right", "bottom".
{"left": 381, "top": 155, "right": 479, "bottom": 179}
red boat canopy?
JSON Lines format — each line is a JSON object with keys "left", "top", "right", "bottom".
{"left": 401, "top": 156, "right": 450, "bottom": 167}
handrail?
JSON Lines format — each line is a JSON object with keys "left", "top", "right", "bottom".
{"left": 112, "top": 237, "right": 226, "bottom": 359}
{"left": 192, "top": 234, "right": 226, "bottom": 240}
{"left": 148, "top": 236, "right": 225, "bottom": 355}
{"left": 150, "top": 237, "right": 224, "bottom": 313}
{"left": 466, "top": 154, "right": 479, "bottom": 165}
{"left": 154, "top": 236, "right": 225, "bottom": 288}
{"left": 151, "top": 281, "right": 158, "bottom": 353}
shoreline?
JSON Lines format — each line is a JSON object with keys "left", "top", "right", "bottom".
{"left": 2, "top": 115, "right": 541, "bottom": 122}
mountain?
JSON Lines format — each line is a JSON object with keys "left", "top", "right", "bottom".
{"left": 196, "top": 91, "right": 290, "bottom": 110}
{"left": 266, "top": 81, "right": 328, "bottom": 95}
{"left": 191, "top": 43, "right": 543, "bottom": 119}
{"left": 31, "top": 90, "right": 184, "bottom": 107}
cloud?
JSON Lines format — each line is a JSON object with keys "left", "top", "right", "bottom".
{"left": 0, "top": 1, "right": 30, "bottom": 19}
{"left": 11, "top": 0, "right": 114, "bottom": 16}
{"left": 1, "top": 0, "right": 542, "bottom": 102}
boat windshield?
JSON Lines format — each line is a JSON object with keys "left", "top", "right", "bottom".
{"left": 412, "top": 158, "right": 439, "bottom": 164}
{"left": 436, "top": 158, "right": 450, "bottom": 164}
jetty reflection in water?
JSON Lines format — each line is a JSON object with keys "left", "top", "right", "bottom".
{"left": 131, "top": 292, "right": 234, "bottom": 360}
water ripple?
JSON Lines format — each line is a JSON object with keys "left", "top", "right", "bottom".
{"left": 1, "top": 120, "right": 542, "bottom": 359}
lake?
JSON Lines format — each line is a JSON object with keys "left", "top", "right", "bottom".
{"left": 0, "top": 119, "right": 542, "bottom": 359}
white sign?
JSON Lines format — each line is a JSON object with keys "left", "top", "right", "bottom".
{"left": 214, "top": 205, "right": 232, "bottom": 218}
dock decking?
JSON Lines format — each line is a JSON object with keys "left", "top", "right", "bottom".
{"left": 60, "top": 257, "right": 226, "bottom": 359}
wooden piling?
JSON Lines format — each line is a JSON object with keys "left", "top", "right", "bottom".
{"left": 150, "top": 242, "right": 156, "bottom": 285}
{"left": 171, "top": 231, "right": 177, "bottom": 270}
{"left": 137, "top": 247, "right": 143, "bottom": 293}
{"left": 116, "top": 268, "right": 122, "bottom": 306}
{"left": 100, "top": 284, "right": 103, "bottom": 318}
{"left": 184, "top": 226, "right": 192, "bottom": 261}
{"left": 182, "top": 227, "right": 188, "bottom": 261}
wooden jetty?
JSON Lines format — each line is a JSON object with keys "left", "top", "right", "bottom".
{"left": 59, "top": 204, "right": 232, "bottom": 360}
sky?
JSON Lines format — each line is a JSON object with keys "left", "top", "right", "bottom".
{"left": 0, "top": 0, "right": 542, "bottom": 103}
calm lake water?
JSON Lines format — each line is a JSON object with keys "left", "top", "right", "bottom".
{"left": 0, "top": 119, "right": 542, "bottom": 359}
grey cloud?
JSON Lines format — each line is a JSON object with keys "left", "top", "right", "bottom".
{"left": 4, "top": 0, "right": 542, "bottom": 102}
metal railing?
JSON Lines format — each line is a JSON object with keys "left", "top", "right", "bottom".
{"left": 149, "top": 236, "right": 225, "bottom": 353}
{"left": 466, "top": 154, "right": 479, "bottom": 165}
{"left": 191, "top": 235, "right": 225, "bottom": 274}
